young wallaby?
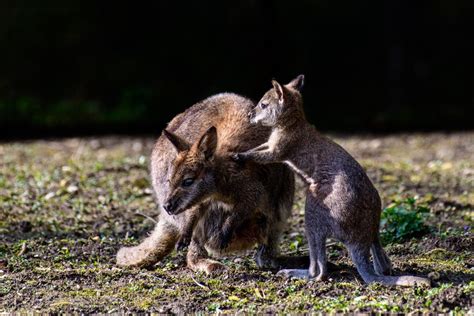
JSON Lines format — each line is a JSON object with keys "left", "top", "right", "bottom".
{"left": 234, "top": 76, "right": 430, "bottom": 286}
{"left": 117, "top": 93, "right": 312, "bottom": 274}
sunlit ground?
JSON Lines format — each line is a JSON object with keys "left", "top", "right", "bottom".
{"left": 1, "top": 132, "right": 472, "bottom": 313}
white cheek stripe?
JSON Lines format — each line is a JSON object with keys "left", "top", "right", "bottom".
{"left": 284, "top": 160, "right": 317, "bottom": 188}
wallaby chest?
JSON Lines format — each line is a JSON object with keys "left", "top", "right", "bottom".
{"left": 267, "top": 127, "right": 283, "bottom": 151}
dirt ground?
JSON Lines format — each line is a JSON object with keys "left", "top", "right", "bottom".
{"left": 1, "top": 132, "right": 473, "bottom": 313}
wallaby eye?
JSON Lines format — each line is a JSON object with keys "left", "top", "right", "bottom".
{"left": 181, "top": 178, "right": 195, "bottom": 187}
{"left": 260, "top": 103, "right": 268, "bottom": 109}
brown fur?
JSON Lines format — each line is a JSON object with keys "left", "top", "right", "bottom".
{"left": 117, "top": 93, "right": 308, "bottom": 273}
{"left": 235, "top": 76, "right": 430, "bottom": 286}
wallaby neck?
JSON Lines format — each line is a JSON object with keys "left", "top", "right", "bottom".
{"left": 276, "top": 110, "right": 306, "bottom": 131}
{"left": 277, "top": 111, "right": 320, "bottom": 141}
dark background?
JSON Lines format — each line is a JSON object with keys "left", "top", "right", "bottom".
{"left": 1, "top": 1, "right": 473, "bottom": 138}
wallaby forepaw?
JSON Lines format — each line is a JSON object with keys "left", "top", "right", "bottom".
{"left": 231, "top": 153, "right": 246, "bottom": 164}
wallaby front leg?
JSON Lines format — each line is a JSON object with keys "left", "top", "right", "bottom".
{"left": 214, "top": 213, "right": 240, "bottom": 250}
{"left": 213, "top": 187, "right": 260, "bottom": 250}
{"left": 246, "top": 142, "right": 270, "bottom": 153}
{"left": 176, "top": 204, "right": 206, "bottom": 251}
{"left": 232, "top": 143, "right": 270, "bottom": 163}
{"left": 240, "top": 149, "right": 276, "bottom": 164}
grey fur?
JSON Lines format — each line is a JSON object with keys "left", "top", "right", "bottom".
{"left": 235, "top": 76, "right": 430, "bottom": 286}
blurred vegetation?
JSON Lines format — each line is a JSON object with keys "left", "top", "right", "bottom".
{"left": 0, "top": 1, "right": 473, "bottom": 137}
{"left": 380, "top": 197, "right": 431, "bottom": 245}
{"left": 0, "top": 88, "right": 150, "bottom": 130}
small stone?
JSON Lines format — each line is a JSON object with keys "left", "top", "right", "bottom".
{"left": 44, "top": 192, "right": 55, "bottom": 200}
{"left": 61, "top": 166, "right": 72, "bottom": 173}
{"left": 233, "top": 258, "right": 244, "bottom": 264}
{"left": 138, "top": 155, "right": 147, "bottom": 165}
{"left": 66, "top": 185, "right": 79, "bottom": 193}
{"left": 428, "top": 271, "right": 440, "bottom": 280}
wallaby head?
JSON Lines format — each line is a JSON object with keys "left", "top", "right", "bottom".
{"left": 251, "top": 74, "right": 305, "bottom": 126}
{"left": 161, "top": 126, "right": 218, "bottom": 215}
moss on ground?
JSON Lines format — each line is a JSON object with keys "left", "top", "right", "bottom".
{"left": 0, "top": 133, "right": 472, "bottom": 313}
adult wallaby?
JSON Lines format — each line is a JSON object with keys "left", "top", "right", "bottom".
{"left": 234, "top": 76, "right": 430, "bottom": 286}
{"left": 116, "top": 93, "right": 309, "bottom": 274}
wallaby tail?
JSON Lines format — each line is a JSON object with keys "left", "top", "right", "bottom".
{"left": 116, "top": 217, "right": 179, "bottom": 268}
{"left": 349, "top": 244, "right": 430, "bottom": 287}
{"left": 371, "top": 238, "right": 392, "bottom": 275}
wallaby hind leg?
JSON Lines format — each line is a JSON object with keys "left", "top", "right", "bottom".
{"left": 347, "top": 243, "right": 378, "bottom": 284}
{"left": 116, "top": 217, "right": 179, "bottom": 268}
{"left": 277, "top": 207, "right": 328, "bottom": 280}
{"left": 306, "top": 200, "right": 328, "bottom": 281}
{"left": 307, "top": 232, "right": 327, "bottom": 280}
{"left": 371, "top": 237, "right": 392, "bottom": 275}
{"left": 277, "top": 235, "right": 327, "bottom": 280}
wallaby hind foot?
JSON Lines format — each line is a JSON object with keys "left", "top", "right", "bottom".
{"left": 348, "top": 244, "right": 430, "bottom": 287}
{"left": 277, "top": 269, "right": 310, "bottom": 279}
{"left": 257, "top": 253, "right": 338, "bottom": 272}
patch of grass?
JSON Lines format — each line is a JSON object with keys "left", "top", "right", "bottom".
{"left": 1, "top": 134, "right": 473, "bottom": 313}
{"left": 381, "top": 197, "right": 431, "bottom": 245}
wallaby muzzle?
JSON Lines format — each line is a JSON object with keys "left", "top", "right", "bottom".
{"left": 163, "top": 197, "right": 183, "bottom": 215}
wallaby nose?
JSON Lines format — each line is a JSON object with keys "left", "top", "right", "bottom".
{"left": 164, "top": 197, "right": 181, "bottom": 215}
{"left": 163, "top": 201, "right": 173, "bottom": 214}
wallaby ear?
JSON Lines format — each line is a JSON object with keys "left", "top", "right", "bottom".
{"left": 197, "top": 126, "right": 218, "bottom": 160}
{"left": 271, "top": 80, "right": 284, "bottom": 103}
{"left": 287, "top": 74, "right": 305, "bottom": 91}
{"left": 163, "top": 129, "right": 190, "bottom": 152}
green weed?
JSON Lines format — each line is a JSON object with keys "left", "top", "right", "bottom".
{"left": 381, "top": 197, "right": 431, "bottom": 244}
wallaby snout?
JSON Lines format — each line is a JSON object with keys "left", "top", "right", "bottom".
{"left": 163, "top": 197, "right": 183, "bottom": 215}
{"left": 247, "top": 108, "right": 255, "bottom": 120}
